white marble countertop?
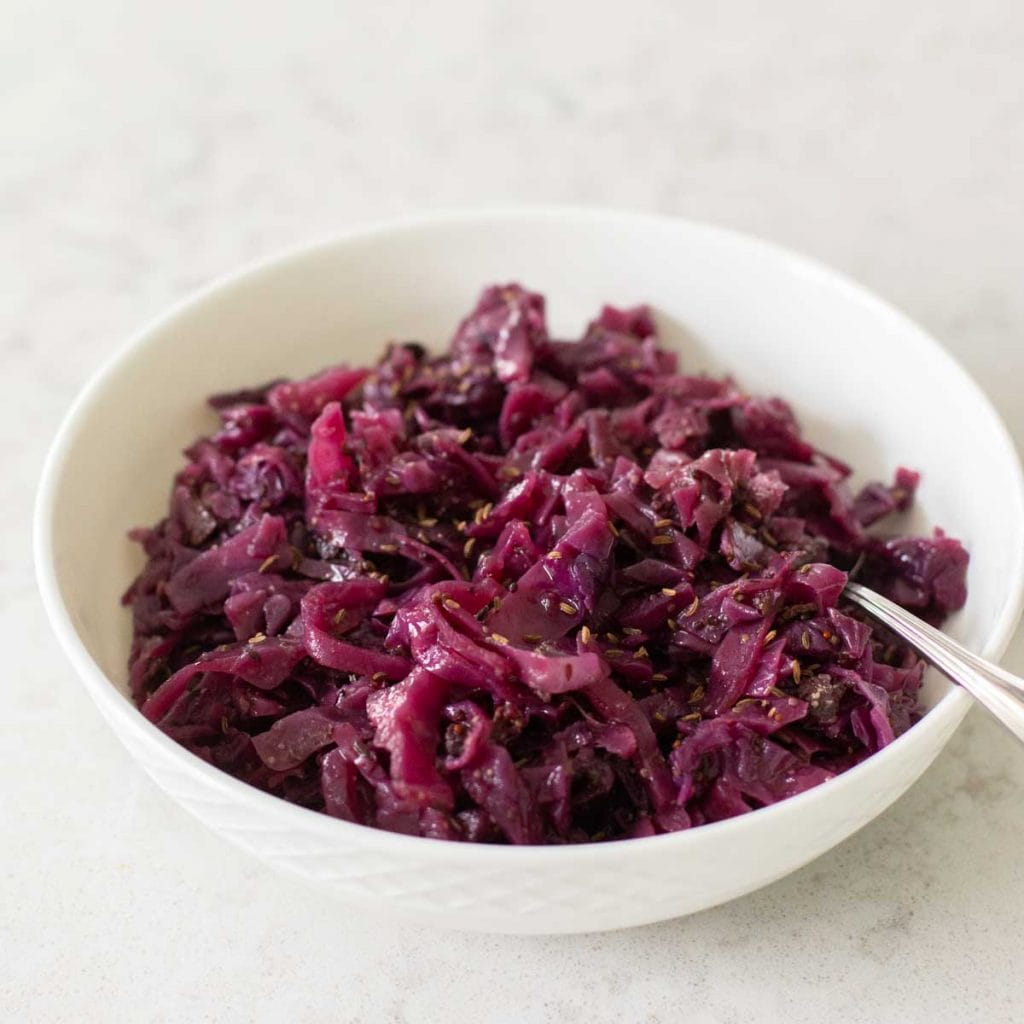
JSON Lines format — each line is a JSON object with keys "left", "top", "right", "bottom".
{"left": 5, "top": 2, "right": 1024, "bottom": 1020}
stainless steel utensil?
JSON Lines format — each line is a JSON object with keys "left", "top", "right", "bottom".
{"left": 845, "top": 581, "right": 1024, "bottom": 742}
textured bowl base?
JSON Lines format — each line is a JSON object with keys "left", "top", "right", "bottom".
{"left": 127, "top": 693, "right": 964, "bottom": 934}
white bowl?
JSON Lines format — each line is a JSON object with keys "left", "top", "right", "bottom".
{"left": 35, "top": 209, "right": 1024, "bottom": 934}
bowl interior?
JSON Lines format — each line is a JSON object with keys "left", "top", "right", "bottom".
{"left": 45, "top": 213, "right": 1024, "bottom": 721}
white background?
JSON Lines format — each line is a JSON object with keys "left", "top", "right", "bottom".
{"left": 4, "top": 2, "right": 1024, "bottom": 1021}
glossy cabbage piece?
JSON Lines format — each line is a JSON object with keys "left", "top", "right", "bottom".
{"left": 125, "top": 284, "right": 967, "bottom": 844}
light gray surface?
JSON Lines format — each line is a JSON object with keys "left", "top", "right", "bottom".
{"left": 4, "top": 2, "right": 1023, "bottom": 1020}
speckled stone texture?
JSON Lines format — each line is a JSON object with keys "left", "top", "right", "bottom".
{"left": 4, "top": 1, "right": 1024, "bottom": 1021}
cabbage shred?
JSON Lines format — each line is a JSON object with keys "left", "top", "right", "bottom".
{"left": 125, "top": 285, "right": 968, "bottom": 843}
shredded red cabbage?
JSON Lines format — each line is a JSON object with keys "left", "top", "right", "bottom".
{"left": 125, "top": 284, "right": 968, "bottom": 843}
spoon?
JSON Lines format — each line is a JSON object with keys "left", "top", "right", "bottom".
{"left": 844, "top": 581, "right": 1024, "bottom": 743}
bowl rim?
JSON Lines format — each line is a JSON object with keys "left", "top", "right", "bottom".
{"left": 33, "top": 205, "right": 1024, "bottom": 863}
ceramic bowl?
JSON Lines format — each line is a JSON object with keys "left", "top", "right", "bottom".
{"left": 35, "top": 209, "right": 1024, "bottom": 933}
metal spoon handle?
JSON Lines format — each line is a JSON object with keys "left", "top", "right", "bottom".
{"left": 844, "top": 581, "right": 1024, "bottom": 744}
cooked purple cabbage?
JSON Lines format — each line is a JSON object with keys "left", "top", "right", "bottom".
{"left": 124, "top": 284, "right": 968, "bottom": 844}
